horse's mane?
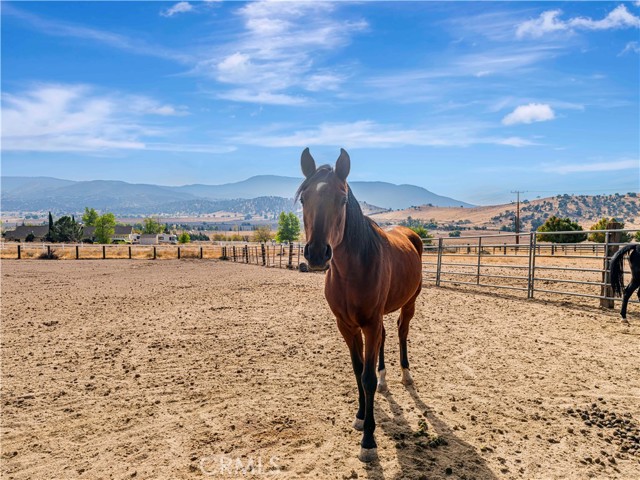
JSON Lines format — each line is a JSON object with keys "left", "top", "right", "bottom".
{"left": 344, "top": 185, "right": 382, "bottom": 262}
{"left": 296, "top": 165, "right": 381, "bottom": 262}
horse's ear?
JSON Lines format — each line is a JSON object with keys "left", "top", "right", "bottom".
{"left": 335, "top": 148, "right": 350, "bottom": 181}
{"left": 301, "top": 148, "right": 316, "bottom": 178}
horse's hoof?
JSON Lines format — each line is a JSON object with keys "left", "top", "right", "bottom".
{"left": 377, "top": 382, "right": 388, "bottom": 393}
{"left": 401, "top": 368, "right": 413, "bottom": 386}
{"left": 353, "top": 418, "right": 364, "bottom": 431}
{"left": 358, "top": 447, "right": 378, "bottom": 463}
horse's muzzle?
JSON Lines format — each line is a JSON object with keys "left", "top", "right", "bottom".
{"left": 304, "top": 243, "right": 332, "bottom": 271}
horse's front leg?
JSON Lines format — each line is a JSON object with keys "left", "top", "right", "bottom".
{"left": 359, "top": 323, "right": 382, "bottom": 462}
{"left": 337, "top": 322, "right": 365, "bottom": 431}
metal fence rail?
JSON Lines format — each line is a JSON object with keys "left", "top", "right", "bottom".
{"left": 423, "top": 229, "right": 640, "bottom": 308}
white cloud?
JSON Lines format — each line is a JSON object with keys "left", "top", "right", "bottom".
{"left": 217, "top": 89, "right": 309, "bottom": 106}
{"left": 193, "top": 1, "right": 367, "bottom": 103}
{"left": 502, "top": 103, "right": 555, "bottom": 125}
{"left": 160, "top": 2, "right": 193, "bottom": 18}
{"left": 517, "top": 5, "right": 640, "bottom": 38}
{"left": 1, "top": 84, "right": 232, "bottom": 154}
{"left": 232, "top": 120, "right": 535, "bottom": 149}
{"left": 619, "top": 41, "right": 640, "bottom": 56}
{"left": 542, "top": 159, "right": 639, "bottom": 174}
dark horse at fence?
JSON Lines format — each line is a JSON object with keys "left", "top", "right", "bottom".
{"left": 297, "top": 148, "right": 423, "bottom": 462}
{"left": 611, "top": 244, "right": 640, "bottom": 320}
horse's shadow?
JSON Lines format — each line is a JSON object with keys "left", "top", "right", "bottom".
{"left": 364, "top": 386, "right": 497, "bottom": 480}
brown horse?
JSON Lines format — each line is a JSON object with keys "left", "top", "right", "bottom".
{"left": 297, "top": 148, "right": 423, "bottom": 462}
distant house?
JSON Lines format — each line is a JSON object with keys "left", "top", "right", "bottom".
{"left": 4, "top": 225, "right": 49, "bottom": 242}
{"left": 83, "top": 225, "right": 135, "bottom": 243}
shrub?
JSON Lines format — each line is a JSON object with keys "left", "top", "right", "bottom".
{"left": 588, "top": 217, "right": 631, "bottom": 243}
{"left": 253, "top": 225, "right": 273, "bottom": 243}
{"left": 38, "top": 249, "right": 59, "bottom": 260}
{"left": 408, "top": 226, "right": 434, "bottom": 245}
{"left": 537, "top": 216, "right": 587, "bottom": 243}
{"left": 178, "top": 232, "right": 191, "bottom": 244}
{"left": 25, "top": 233, "right": 35, "bottom": 242}
{"left": 448, "top": 230, "right": 461, "bottom": 238}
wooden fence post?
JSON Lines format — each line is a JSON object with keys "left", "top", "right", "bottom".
{"left": 600, "top": 222, "right": 622, "bottom": 308}
{"left": 76, "top": 245, "right": 79, "bottom": 260}
{"left": 17, "top": 245, "right": 21, "bottom": 260}
{"left": 280, "top": 245, "right": 283, "bottom": 268}
{"left": 178, "top": 246, "right": 181, "bottom": 260}
{"left": 128, "top": 246, "right": 132, "bottom": 259}
{"left": 48, "top": 245, "right": 51, "bottom": 257}
{"left": 153, "top": 246, "right": 157, "bottom": 260}
{"left": 288, "top": 242, "right": 294, "bottom": 268}
{"left": 102, "top": 245, "right": 106, "bottom": 259}
{"left": 261, "top": 243, "right": 266, "bottom": 266}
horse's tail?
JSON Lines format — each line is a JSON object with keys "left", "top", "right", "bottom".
{"left": 610, "top": 244, "right": 636, "bottom": 297}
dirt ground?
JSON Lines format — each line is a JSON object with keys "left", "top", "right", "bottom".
{"left": 2, "top": 260, "right": 639, "bottom": 479}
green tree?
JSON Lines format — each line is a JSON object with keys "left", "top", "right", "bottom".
{"left": 50, "top": 215, "right": 83, "bottom": 242}
{"left": 178, "top": 232, "right": 191, "bottom": 244}
{"left": 588, "top": 217, "right": 631, "bottom": 243}
{"left": 82, "top": 207, "right": 99, "bottom": 227}
{"left": 537, "top": 216, "right": 587, "bottom": 243}
{"left": 275, "top": 212, "right": 301, "bottom": 243}
{"left": 408, "top": 225, "right": 434, "bottom": 245}
{"left": 143, "top": 217, "right": 165, "bottom": 234}
{"left": 94, "top": 213, "right": 116, "bottom": 244}
{"left": 253, "top": 225, "right": 273, "bottom": 243}
{"left": 47, "top": 211, "right": 54, "bottom": 240}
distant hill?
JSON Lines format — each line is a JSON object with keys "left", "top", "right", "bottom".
{"left": 372, "top": 193, "right": 640, "bottom": 231}
{"left": 1, "top": 175, "right": 472, "bottom": 214}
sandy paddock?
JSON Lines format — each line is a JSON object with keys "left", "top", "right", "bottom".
{"left": 1, "top": 260, "right": 639, "bottom": 479}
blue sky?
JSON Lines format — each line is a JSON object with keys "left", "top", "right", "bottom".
{"left": 2, "top": 1, "right": 639, "bottom": 204}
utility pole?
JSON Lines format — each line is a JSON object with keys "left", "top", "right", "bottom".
{"left": 511, "top": 190, "right": 527, "bottom": 244}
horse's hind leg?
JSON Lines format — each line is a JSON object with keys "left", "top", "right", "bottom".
{"left": 621, "top": 279, "right": 640, "bottom": 320}
{"left": 398, "top": 298, "right": 417, "bottom": 386}
{"left": 377, "top": 326, "right": 387, "bottom": 392}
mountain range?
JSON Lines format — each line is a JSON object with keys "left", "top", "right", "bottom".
{"left": 1, "top": 175, "right": 473, "bottom": 215}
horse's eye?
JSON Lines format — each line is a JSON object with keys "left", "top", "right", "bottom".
{"left": 300, "top": 198, "right": 304, "bottom": 206}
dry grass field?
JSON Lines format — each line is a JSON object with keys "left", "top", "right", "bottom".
{"left": 2, "top": 260, "right": 640, "bottom": 479}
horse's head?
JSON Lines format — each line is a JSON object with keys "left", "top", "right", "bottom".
{"left": 296, "top": 147, "right": 351, "bottom": 271}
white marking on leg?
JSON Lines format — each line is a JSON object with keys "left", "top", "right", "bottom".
{"left": 401, "top": 368, "right": 414, "bottom": 386}
{"left": 377, "top": 368, "right": 388, "bottom": 393}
